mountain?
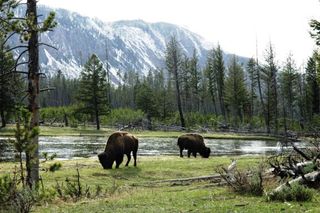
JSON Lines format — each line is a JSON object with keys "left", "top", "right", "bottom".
{"left": 15, "top": 6, "right": 247, "bottom": 83}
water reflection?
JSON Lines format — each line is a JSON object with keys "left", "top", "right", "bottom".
{"left": 0, "top": 136, "right": 292, "bottom": 161}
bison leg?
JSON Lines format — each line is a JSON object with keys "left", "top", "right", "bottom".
{"left": 187, "top": 150, "right": 192, "bottom": 158}
{"left": 193, "top": 152, "right": 197, "bottom": 158}
{"left": 125, "top": 153, "right": 131, "bottom": 166}
{"left": 179, "top": 147, "right": 183, "bottom": 157}
{"left": 115, "top": 156, "right": 124, "bottom": 168}
{"left": 133, "top": 150, "right": 137, "bottom": 167}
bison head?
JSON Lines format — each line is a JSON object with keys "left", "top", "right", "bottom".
{"left": 201, "top": 147, "right": 211, "bottom": 158}
{"left": 98, "top": 152, "right": 113, "bottom": 169}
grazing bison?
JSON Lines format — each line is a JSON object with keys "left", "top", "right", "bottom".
{"left": 177, "top": 133, "right": 211, "bottom": 158}
{"left": 98, "top": 131, "right": 138, "bottom": 169}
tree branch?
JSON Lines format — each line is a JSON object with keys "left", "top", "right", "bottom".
{"left": 291, "top": 142, "right": 312, "bottom": 161}
{"left": 40, "top": 87, "right": 56, "bottom": 93}
{"left": 38, "top": 42, "right": 58, "bottom": 50}
{"left": 5, "top": 45, "right": 28, "bottom": 53}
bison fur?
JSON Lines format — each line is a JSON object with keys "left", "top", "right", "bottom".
{"left": 177, "top": 133, "right": 211, "bottom": 158}
{"left": 98, "top": 131, "right": 138, "bottom": 169}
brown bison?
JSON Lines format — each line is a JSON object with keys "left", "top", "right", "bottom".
{"left": 98, "top": 131, "right": 138, "bottom": 169}
{"left": 177, "top": 133, "right": 211, "bottom": 158}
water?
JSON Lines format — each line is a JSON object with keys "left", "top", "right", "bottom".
{"left": 0, "top": 136, "right": 293, "bottom": 161}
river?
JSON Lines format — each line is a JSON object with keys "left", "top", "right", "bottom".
{"left": 0, "top": 136, "right": 288, "bottom": 161}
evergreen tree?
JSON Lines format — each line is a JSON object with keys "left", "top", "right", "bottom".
{"left": 305, "top": 54, "right": 320, "bottom": 119}
{"left": 262, "top": 44, "right": 279, "bottom": 134}
{"left": 214, "top": 44, "right": 226, "bottom": 120}
{"left": 279, "top": 54, "right": 298, "bottom": 128}
{"left": 224, "top": 56, "right": 248, "bottom": 126}
{"left": 165, "top": 36, "right": 185, "bottom": 128}
{"left": 77, "top": 54, "right": 109, "bottom": 130}
{"left": 0, "top": 0, "right": 57, "bottom": 187}
{"left": 246, "top": 58, "right": 257, "bottom": 129}
{"left": 189, "top": 49, "right": 200, "bottom": 112}
{"left": 205, "top": 49, "right": 218, "bottom": 114}
{"left": 0, "top": 39, "right": 21, "bottom": 128}
{"left": 135, "top": 80, "right": 158, "bottom": 130}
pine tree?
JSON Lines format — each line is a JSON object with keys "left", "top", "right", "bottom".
{"left": 0, "top": 0, "right": 56, "bottom": 187}
{"left": 261, "top": 44, "right": 279, "bottom": 134}
{"left": 224, "top": 56, "right": 248, "bottom": 127}
{"left": 165, "top": 36, "right": 185, "bottom": 128}
{"left": 77, "top": 54, "right": 109, "bottom": 130}
{"left": 279, "top": 54, "right": 298, "bottom": 128}
{"left": 189, "top": 49, "right": 200, "bottom": 112}
{"left": 305, "top": 54, "right": 320, "bottom": 119}
{"left": 214, "top": 44, "right": 226, "bottom": 120}
{"left": 246, "top": 58, "right": 257, "bottom": 129}
{"left": 135, "top": 80, "right": 158, "bottom": 130}
{"left": 0, "top": 40, "right": 19, "bottom": 128}
{"left": 205, "top": 49, "right": 218, "bottom": 114}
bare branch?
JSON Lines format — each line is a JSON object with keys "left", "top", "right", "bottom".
{"left": 291, "top": 142, "right": 312, "bottom": 161}
{"left": 5, "top": 45, "right": 28, "bottom": 53}
{"left": 38, "top": 42, "right": 58, "bottom": 50}
{"left": 40, "top": 87, "right": 56, "bottom": 93}
{"left": 2, "top": 32, "right": 16, "bottom": 47}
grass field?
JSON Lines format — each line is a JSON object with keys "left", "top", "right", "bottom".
{"left": 1, "top": 156, "right": 319, "bottom": 212}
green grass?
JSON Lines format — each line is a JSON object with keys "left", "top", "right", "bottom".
{"left": 0, "top": 125, "right": 277, "bottom": 140}
{"left": 1, "top": 156, "right": 319, "bottom": 212}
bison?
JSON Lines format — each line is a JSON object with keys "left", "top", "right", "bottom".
{"left": 98, "top": 131, "right": 139, "bottom": 169}
{"left": 177, "top": 133, "right": 211, "bottom": 158}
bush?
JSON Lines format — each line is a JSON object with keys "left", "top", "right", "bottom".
{"left": 102, "top": 108, "right": 144, "bottom": 127}
{"left": 217, "top": 164, "right": 264, "bottom": 196}
{"left": 0, "top": 175, "right": 15, "bottom": 205}
{"left": 267, "top": 183, "right": 314, "bottom": 202}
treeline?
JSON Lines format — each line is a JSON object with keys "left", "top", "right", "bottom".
{"left": 31, "top": 38, "right": 320, "bottom": 133}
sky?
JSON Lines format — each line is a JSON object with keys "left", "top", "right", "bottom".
{"left": 39, "top": 0, "right": 320, "bottom": 68}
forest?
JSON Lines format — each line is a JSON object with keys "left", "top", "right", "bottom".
{"left": 3, "top": 37, "right": 320, "bottom": 134}
{"left": 1, "top": 0, "right": 320, "bottom": 212}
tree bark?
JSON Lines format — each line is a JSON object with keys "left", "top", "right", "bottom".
{"left": 26, "top": 0, "right": 40, "bottom": 188}
{"left": 273, "top": 171, "right": 320, "bottom": 193}
{"left": 0, "top": 110, "right": 6, "bottom": 128}
{"left": 257, "top": 66, "right": 269, "bottom": 133}
{"left": 173, "top": 56, "right": 185, "bottom": 128}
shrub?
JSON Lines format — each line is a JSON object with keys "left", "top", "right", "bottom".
{"left": 217, "top": 164, "right": 264, "bottom": 196}
{"left": 55, "top": 168, "right": 90, "bottom": 202}
{"left": 267, "top": 183, "right": 314, "bottom": 202}
{"left": 102, "top": 108, "right": 144, "bottom": 127}
{"left": 0, "top": 175, "right": 15, "bottom": 205}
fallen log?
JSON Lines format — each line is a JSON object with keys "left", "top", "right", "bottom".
{"left": 274, "top": 170, "right": 320, "bottom": 192}
{"left": 149, "top": 174, "right": 221, "bottom": 184}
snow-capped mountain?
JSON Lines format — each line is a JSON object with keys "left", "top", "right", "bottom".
{"left": 17, "top": 6, "right": 246, "bottom": 83}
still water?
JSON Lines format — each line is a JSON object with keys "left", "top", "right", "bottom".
{"left": 0, "top": 136, "right": 286, "bottom": 161}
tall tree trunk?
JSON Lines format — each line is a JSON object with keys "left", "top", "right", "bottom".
{"left": 0, "top": 110, "right": 6, "bottom": 128}
{"left": 209, "top": 91, "right": 217, "bottom": 115}
{"left": 95, "top": 110, "right": 100, "bottom": 130}
{"left": 173, "top": 60, "right": 185, "bottom": 127}
{"left": 94, "top": 97, "right": 100, "bottom": 130}
{"left": 282, "top": 95, "right": 288, "bottom": 135}
{"left": 147, "top": 113, "right": 152, "bottom": 130}
{"left": 174, "top": 71, "right": 185, "bottom": 128}
{"left": 257, "top": 67, "right": 270, "bottom": 133}
{"left": 26, "top": 0, "right": 40, "bottom": 188}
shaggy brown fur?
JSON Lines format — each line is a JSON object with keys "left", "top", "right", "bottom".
{"left": 177, "top": 133, "right": 211, "bottom": 158}
{"left": 98, "top": 131, "right": 138, "bottom": 169}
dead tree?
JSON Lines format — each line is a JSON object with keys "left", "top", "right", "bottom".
{"left": 268, "top": 131, "right": 320, "bottom": 191}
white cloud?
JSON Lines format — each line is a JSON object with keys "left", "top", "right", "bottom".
{"left": 39, "top": 0, "right": 320, "bottom": 66}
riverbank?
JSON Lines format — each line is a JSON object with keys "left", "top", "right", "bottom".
{"left": 0, "top": 125, "right": 277, "bottom": 140}
{"left": 0, "top": 156, "right": 319, "bottom": 212}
